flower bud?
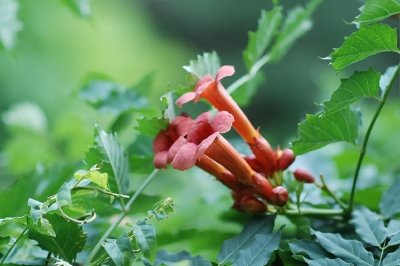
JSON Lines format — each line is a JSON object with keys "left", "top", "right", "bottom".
{"left": 293, "top": 168, "right": 315, "bottom": 183}
{"left": 277, "top": 148, "right": 295, "bottom": 170}
{"left": 233, "top": 194, "right": 267, "bottom": 213}
{"left": 271, "top": 186, "right": 289, "bottom": 206}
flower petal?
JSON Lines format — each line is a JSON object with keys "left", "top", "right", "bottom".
{"left": 167, "top": 136, "right": 187, "bottom": 163}
{"left": 187, "top": 112, "right": 213, "bottom": 144}
{"left": 153, "top": 151, "right": 168, "bottom": 169}
{"left": 196, "top": 132, "right": 219, "bottom": 158}
{"left": 171, "top": 142, "right": 198, "bottom": 170}
{"left": 176, "top": 92, "right": 196, "bottom": 108}
{"left": 194, "top": 80, "right": 214, "bottom": 102}
{"left": 210, "top": 111, "right": 234, "bottom": 133}
{"left": 172, "top": 115, "right": 193, "bottom": 136}
{"left": 153, "top": 131, "right": 171, "bottom": 153}
{"left": 216, "top": 66, "right": 235, "bottom": 81}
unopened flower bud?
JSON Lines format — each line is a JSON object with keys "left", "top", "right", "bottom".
{"left": 277, "top": 148, "right": 295, "bottom": 170}
{"left": 233, "top": 194, "right": 267, "bottom": 213}
{"left": 271, "top": 186, "right": 289, "bottom": 206}
{"left": 293, "top": 168, "right": 315, "bottom": 183}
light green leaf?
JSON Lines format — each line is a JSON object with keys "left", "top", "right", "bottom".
{"left": 269, "top": 0, "right": 322, "bottom": 62}
{"left": 132, "top": 220, "right": 156, "bottom": 258}
{"left": 289, "top": 239, "right": 330, "bottom": 260}
{"left": 0, "top": 215, "right": 27, "bottom": 227}
{"left": 85, "top": 126, "right": 129, "bottom": 196}
{"left": 380, "top": 182, "right": 400, "bottom": 219}
{"left": 305, "top": 258, "right": 353, "bottom": 266}
{"left": 74, "top": 169, "right": 109, "bottom": 190}
{"left": 323, "top": 69, "right": 381, "bottom": 114}
{"left": 380, "top": 65, "right": 400, "bottom": 96}
{"left": 28, "top": 214, "right": 87, "bottom": 262}
{"left": 27, "top": 198, "right": 56, "bottom": 237}
{"left": 0, "top": 0, "right": 22, "bottom": 50}
{"left": 56, "top": 182, "right": 73, "bottom": 207}
{"left": 354, "top": 0, "right": 400, "bottom": 26}
{"left": 183, "top": 51, "right": 221, "bottom": 79}
{"left": 383, "top": 248, "right": 400, "bottom": 266}
{"left": 351, "top": 206, "right": 387, "bottom": 247}
{"left": 292, "top": 108, "right": 359, "bottom": 154}
{"left": 243, "top": 7, "right": 283, "bottom": 69}
{"left": 329, "top": 24, "right": 399, "bottom": 71}
{"left": 62, "top": 0, "right": 92, "bottom": 17}
{"left": 103, "top": 236, "right": 135, "bottom": 266}
{"left": 312, "top": 230, "right": 374, "bottom": 266}
{"left": 233, "top": 228, "right": 282, "bottom": 266}
{"left": 218, "top": 215, "right": 275, "bottom": 264}
{"left": 135, "top": 116, "right": 168, "bottom": 138}
{"left": 148, "top": 250, "right": 212, "bottom": 266}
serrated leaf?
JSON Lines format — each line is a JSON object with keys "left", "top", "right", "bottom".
{"left": 269, "top": 0, "right": 321, "bottom": 62}
{"left": 218, "top": 215, "right": 275, "bottom": 264}
{"left": 132, "top": 220, "right": 156, "bottom": 258}
{"left": 62, "top": 0, "right": 92, "bottom": 17}
{"left": 292, "top": 108, "right": 359, "bottom": 154}
{"left": 243, "top": 7, "right": 283, "bottom": 69}
{"left": 305, "top": 258, "right": 353, "bottom": 266}
{"left": 354, "top": 0, "right": 400, "bottom": 26}
{"left": 351, "top": 206, "right": 387, "bottom": 247}
{"left": 329, "top": 24, "right": 399, "bottom": 71}
{"left": 28, "top": 214, "right": 87, "bottom": 262}
{"left": 380, "top": 182, "right": 400, "bottom": 219}
{"left": 0, "top": 0, "right": 22, "bottom": 50}
{"left": 312, "top": 230, "right": 374, "bottom": 266}
{"left": 383, "top": 247, "right": 400, "bottom": 266}
{"left": 289, "top": 239, "right": 330, "bottom": 260}
{"left": 233, "top": 228, "right": 281, "bottom": 266}
{"left": 103, "top": 235, "right": 135, "bottom": 266}
{"left": 149, "top": 250, "right": 212, "bottom": 266}
{"left": 85, "top": 126, "right": 129, "bottom": 196}
{"left": 323, "top": 69, "right": 381, "bottom": 114}
{"left": 135, "top": 116, "right": 168, "bottom": 138}
{"left": 183, "top": 51, "right": 221, "bottom": 79}
{"left": 74, "top": 169, "right": 109, "bottom": 190}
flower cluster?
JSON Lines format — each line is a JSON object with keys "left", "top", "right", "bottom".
{"left": 153, "top": 66, "right": 314, "bottom": 212}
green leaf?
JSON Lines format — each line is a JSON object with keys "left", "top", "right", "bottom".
{"left": 292, "top": 108, "right": 359, "bottom": 154}
{"left": 56, "top": 182, "right": 74, "bottom": 207}
{"left": 218, "top": 215, "right": 275, "bottom": 264}
{"left": 305, "top": 258, "right": 353, "bottom": 266}
{"left": 103, "top": 236, "right": 135, "bottom": 266}
{"left": 380, "top": 65, "right": 400, "bottom": 96}
{"left": 135, "top": 116, "right": 168, "bottom": 138}
{"left": 74, "top": 169, "right": 109, "bottom": 190}
{"left": 0, "top": 0, "right": 22, "bottom": 50}
{"left": 243, "top": 7, "right": 283, "bottom": 69}
{"left": 231, "top": 72, "right": 265, "bottom": 106}
{"left": 62, "top": 0, "right": 92, "bottom": 17}
{"left": 148, "top": 250, "right": 212, "bottom": 266}
{"left": 234, "top": 228, "right": 282, "bottom": 266}
{"left": 323, "top": 69, "right": 381, "bottom": 114}
{"left": 132, "top": 220, "right": 156, "bottom": 258}
{"left": 0, "top": 215, "right": 27, "bottom": 227}
{"left": 312, "top": 230, "right": 374, "bottom": 265}
{"left": 85, "top": 126, "right": 129, "bottom": 196}
{"left": 388, "top": 233, "right": 400, "bottom": 246}
{"left": 329, "top": 24, "right": 399, "bottom": 71}
{"left": 27, "top": 198, "right": 56, "bottom": 237}
{"left": 354, "top": 0, "right": 400, "bottom": 26}
{"left": 289, "top": 239, "right": 330, "bottom": 260}
{"left": 388, "top": 220, "right": 400, "bottom": 236}
{"left": 383, "top": 248, "right": 400, "bottom": 266}
{"left": 28, "top": 214, "right": 87, "bottom": 262}
{"left": 183, "top": 51, "right": 221, "bottom": 79}
{"left": 380, "top": 182, "right": 400, "bottom": 219}
{"left": 269, "top": 0, "right": 321, "bottom": 62}
{"left": 351, "top": 206, "right": 387, "bottom": 247}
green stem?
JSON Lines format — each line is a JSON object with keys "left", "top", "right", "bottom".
{"left": 283, "top": 207, "right": 343, "bottom": 217}
{"left": 319, "top": 175, "right": 347, "bottom": 210}
{"left": 0, "top": 228, "right": 28, "bottom": 264}
{"left": 347, "top": 64, "right": 400, "bottom": 214}
{"left": 86, "top": 169, "right": 159, "bottom": 264}
{"left": 72, "top": 186, "right": 129, "bottom": 198}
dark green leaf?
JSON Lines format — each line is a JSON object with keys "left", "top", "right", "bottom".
{"left": 128, "top": 135, "right": 154, "bottom": 174}
{"left": 132, "top": 220, "right": 156, "bottom": 258}
{"left": 323, "top": 69, "right": 381, "bottom": 114}
{"left": 62, "top": 0, "right": 92, "bottom": 17}
{"left": 243, "top": 7, "right": 283, "bottom": 69}
{"left": 292, "top": 108, "right": 359, "bottom": 154}
{"left": 218, "top": 215, "right": 275, "bottom": 264}
{"left": 305, "top": 258, "right": 353, "bottom": 266}
{"left": 234, "top": 228, "right": 282, "bottom": 266}
{"left": 354, "top": 0, "right": 400, "bottom": 26}
{"left": 380, "top": 182, "right": 400, "bottom": 219}
{"left": 0, "top": 0, "right": 22, "bottom": 50}
{"left": 28, "top": 214, "right": 87, "bottom": 262}
{"left": 85, "top": 126, "right": 129, "bottom": 196}
{"left": 149, "top": 250, "right": 212, "bottom": 266}
{"left": 289, "top": 239, "right": 330, "bottom": 260}
{"left": 269, "top": 0, "right": 322, "bottom": 62}
{"left": 103, "top": 235, "right": 135, "bottom": 266}
{"left": 383, "top": 248, "right": 400, "bottom": 266}
{"left": 312, "top": 230, "right": 374, "bottom": 265}
{"left": 351, "top": 206, "right": 387, "bottom": 247}
{"left": 328, "top": 24, "right": 399, "bottom": 71}
{"left": 183, "top": 51, "right": 221, "bottom": 79}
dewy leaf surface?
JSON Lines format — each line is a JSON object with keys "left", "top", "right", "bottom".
{"left": 354, "top": 0, "right": 400, "bottom": 26}
{"left": 292, "top": 108, "right": 359, "bottom": 154}
{"left": 324, "top": 69, "right": 381, "bottom": 114}
{"left": 85, "top": 126, "right": 129, "bottom": 196}
{"left": 183, "top": 51, "right": 221, "bottom": 79}
{"left": 351, "top": 206, "right": 387, "bottom": 247}
{"left": 329, "top": 24, "right": 399, "bottom": 71}
{"left": 218, "top": 215, "right": 275, "bottom": 265}
{"left": 243, "top": 6, "right": 283, "bottom": 69}
{"left": 380, "top": 181, "right": 400, "bottom": 219}
{"left": 0, "top": 0, "right": 22, "bottom": 50}
{"left": 312, "top": 230, "right": 374, "bottom": 266}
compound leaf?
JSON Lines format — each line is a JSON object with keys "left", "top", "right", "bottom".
{"left": 305, "top": 258, "right": 353, "bottom": 266}
{"left": 354, "top": 0, "right": 400, "bottom": 26}
{"left": 183, "top": 51, "right": 221, "bottom": 79}
{"left": 380, "top": 181, "right": 400, "bottom": 219}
